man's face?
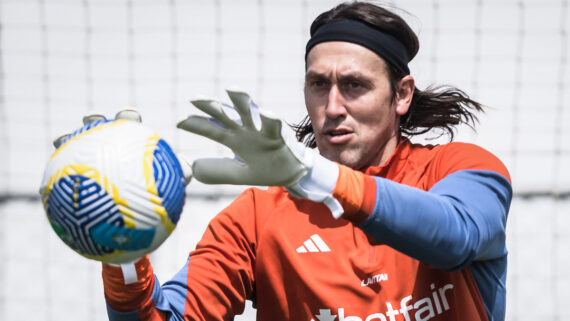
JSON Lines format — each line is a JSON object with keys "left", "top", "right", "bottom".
{"left": 304, "top": 41, "right": 405, "bottom": 170}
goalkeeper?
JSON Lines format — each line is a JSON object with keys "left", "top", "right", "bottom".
{"left": 101, "top": 1, "right": 512, "bottom": 321}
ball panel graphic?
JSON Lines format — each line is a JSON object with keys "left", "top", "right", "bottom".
{"left": 153, "top": 138, "right": 185, "bottom": 225}
{"left": 46, "top": 170, "right": 123, "bottom": 257}
{"left": 40, "top": 119, "right": 186, "bottom": 263}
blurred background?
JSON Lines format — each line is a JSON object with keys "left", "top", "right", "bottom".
{"left": 0, "top": 0, "right": 569, "bottom": 320}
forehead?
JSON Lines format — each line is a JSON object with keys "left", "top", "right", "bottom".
{"left": 305, "top": 41, "right": 388, "bottom": 75}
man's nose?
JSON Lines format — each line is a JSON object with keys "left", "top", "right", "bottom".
{"left": 325, "top": 85, "right": 347, "bottom": 119}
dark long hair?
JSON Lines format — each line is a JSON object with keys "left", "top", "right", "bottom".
{"left": 295, "top": 1, "right": 484, "bottom": 148}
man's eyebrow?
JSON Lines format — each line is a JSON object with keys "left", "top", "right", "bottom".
{"left": 305, "top": 68, "right": 372, "bottom": 77}
{"left": 337, "top": 70, "right": 372, "bottom": 79}
{"left": 305, "top": 70, "right": 327, "bottom": 79}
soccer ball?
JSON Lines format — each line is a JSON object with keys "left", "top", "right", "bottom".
{"left": 39, "top": 119, "right": 186, "bottom": 264}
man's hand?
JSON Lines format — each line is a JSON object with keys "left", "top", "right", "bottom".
{"left": 178, "top": 89, "right": 344, "bottom": 218}
{"left": 177, "top": 90, "right": 310, "bottom": 186}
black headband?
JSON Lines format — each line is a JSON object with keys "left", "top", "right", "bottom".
{"left": 305, "top": 19, "right": 410, "bottom": 75}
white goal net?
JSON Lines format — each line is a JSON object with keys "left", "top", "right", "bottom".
{"left": 0, "top": 0, "right": 568, "bottom": 320}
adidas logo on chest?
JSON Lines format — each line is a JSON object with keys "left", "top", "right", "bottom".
{"left": 296, "top": 234, "right": 331, "bottom": 253}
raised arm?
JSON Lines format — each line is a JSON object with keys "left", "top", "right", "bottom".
{"left": 103, "top": 189, "right": 259, "bottom": 321}
{"left": 332, "top": 143, "right": 512, "bottom": 270}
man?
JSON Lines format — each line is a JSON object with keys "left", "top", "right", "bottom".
{"left": 102, "top": 2, "right": 512, "bottom": 321}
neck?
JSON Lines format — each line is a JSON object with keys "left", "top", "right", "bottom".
{"left": 359, "top": 133, "right": 400, "bottom": 171}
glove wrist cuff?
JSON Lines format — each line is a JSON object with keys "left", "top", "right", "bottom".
{"left": 331, "top": 165, "right": 377, "bottom": 223}
{"left": 286, "top": 153, "right": 344, "bottom": 218}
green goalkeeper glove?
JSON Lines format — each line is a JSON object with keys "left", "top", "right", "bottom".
{"left": 177, "top": 89, "right": 344, "bottom": 218}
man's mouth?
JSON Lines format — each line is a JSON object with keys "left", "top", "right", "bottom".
{"left": 329, "top": 130, "right": 349, "bottom": 137}
{"left": 324, "top": 128, "right": 353, "bottom": 143}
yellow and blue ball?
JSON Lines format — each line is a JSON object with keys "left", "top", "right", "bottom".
{"left": 39, "top": 119, "right": 186, "bottom": 264}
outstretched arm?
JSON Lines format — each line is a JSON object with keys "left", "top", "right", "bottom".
{"left": 332, "top": 144, "right": 512, "bottom": 270}
{"left": 103, "top": 189, "right": 258, "bottom": 321}
{"left": 178, "top": 90, "right": 512, "bottom": 270}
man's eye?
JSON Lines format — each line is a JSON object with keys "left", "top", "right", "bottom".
{"left": 348, "top": 82, "right": 361, "bottom": 88}
{"left": 312, "top": 80, "right": 325, "bottom": 87}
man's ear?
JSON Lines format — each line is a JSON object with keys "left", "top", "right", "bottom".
{"left": 394, "top": 75, "right": 414, "bottom": 116}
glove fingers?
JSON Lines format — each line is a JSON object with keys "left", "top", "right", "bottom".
{"left": 83, "top": 114, "right": 106, "bottom": 125}
{"left": 53, "top": 133, "right": 70, "bottom": 148}
{"left": 226, "top": 89, "right": 257, "bottom": 130}
{"left": 259, "top": 113, "right": 283, "bottom": 139}
{"left": 192, "top": 158, "right": 250, "bottom": 185}
{"left": 177, "top": 115, "right": 229, "bottom": 144}
{"left": 116, "top": 109, "right": 142, "bottom": 122}
{"left": 190, "top": 99, "right": 238, "bottom": 129}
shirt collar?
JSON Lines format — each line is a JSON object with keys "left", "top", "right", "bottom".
{"left": 362, "top": 137, "right": 412, "bottom": 178}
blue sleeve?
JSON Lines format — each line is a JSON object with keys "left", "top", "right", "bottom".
{"left": 359, "top": 169, "right": 512, "bottom": 271}
{"left": 154, "top": 260, "right": 190, "bottom": 317}
{"left": 106, "top": 304, "right": 144, "bottom": 321}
